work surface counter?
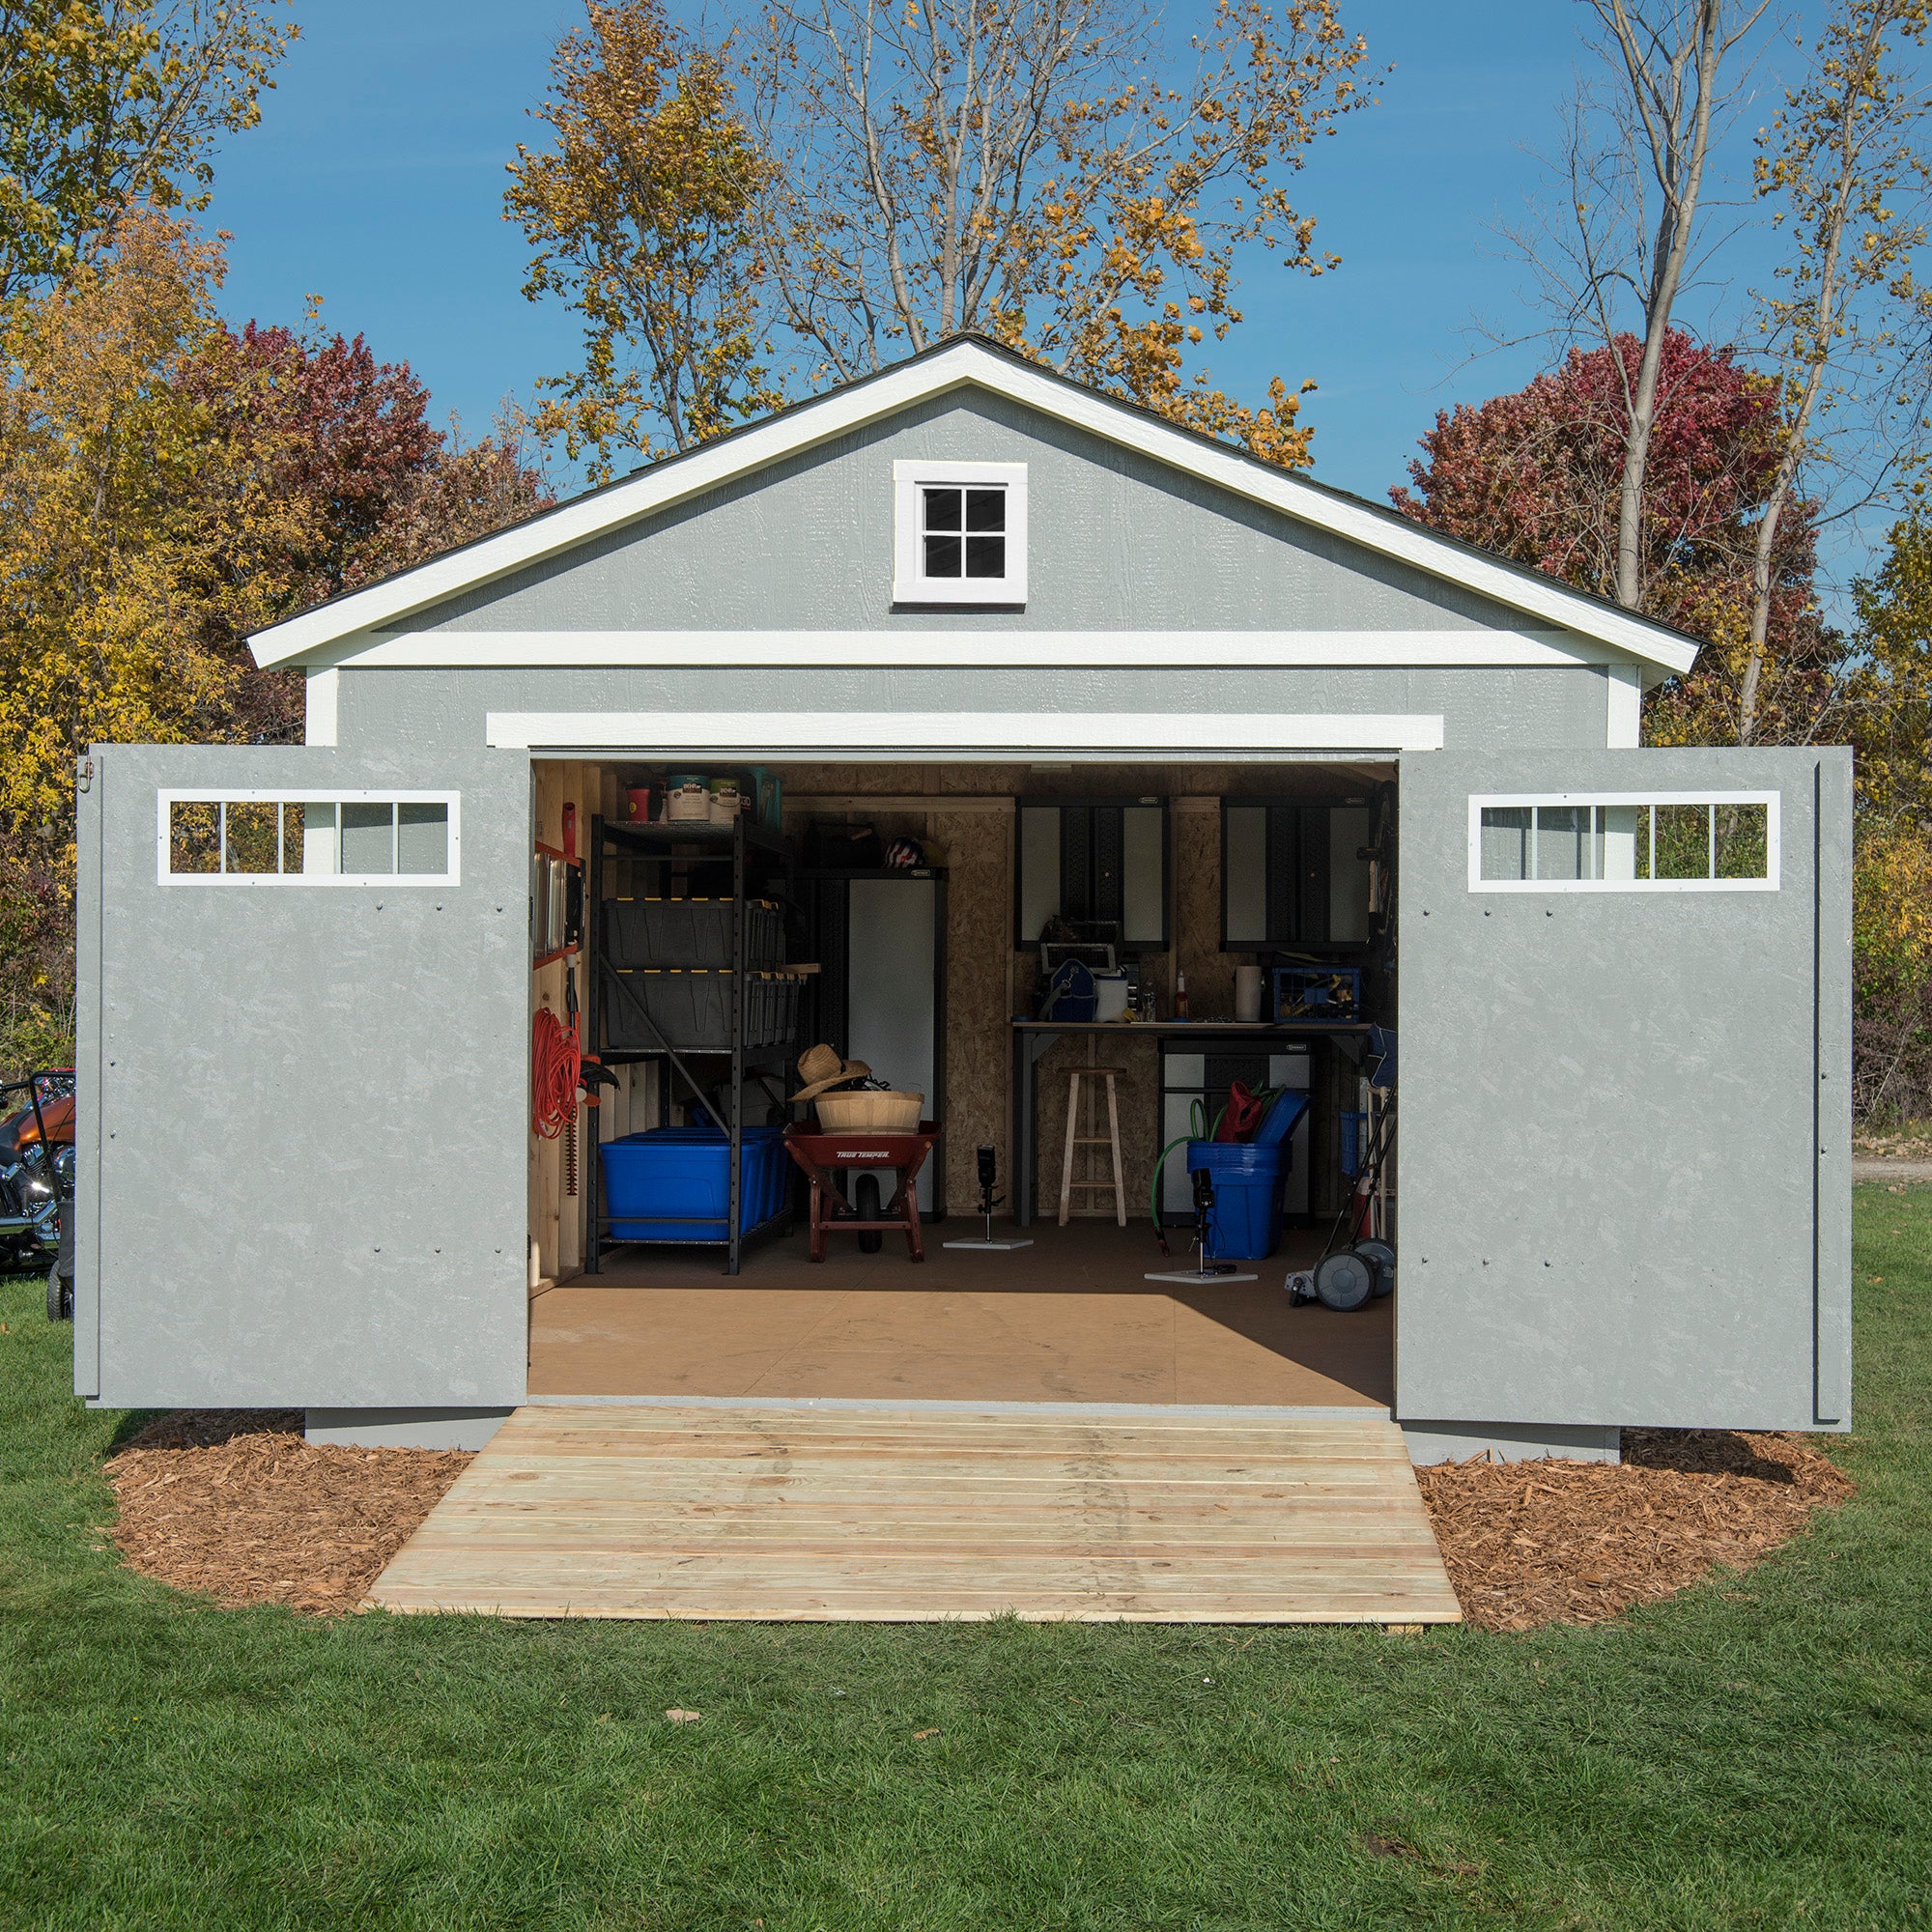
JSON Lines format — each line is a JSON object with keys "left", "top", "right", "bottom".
{"left": 1009, "top": 1017, "right": 1372, "bottom": 1228}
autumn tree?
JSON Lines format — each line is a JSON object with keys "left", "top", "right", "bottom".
{"left": 0, "top": 0, "right": 295, "bottom": 299}
{"left": 0, "top": 211, "right": 551, "bottom": 1060}
{"left": 506, "top": 0, "right": 780, "bottom": 477}
{"left": 1737, "top": 0, "right": 1932, "bottom": 744}
{"left": 1392, "top": 328, "right": 1832, "bottom": 740}
{"left": 1503, "top": 1, "right": 1770, "bottom": 612}
{"left": 511, "top": 0, "right": 1378, "bottom": 472}
{"left": 1831, "top": 516, "right": 1932, "bottom": 1119}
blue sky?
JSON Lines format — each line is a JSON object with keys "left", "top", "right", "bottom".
{"left": 203, "top": 1, "right": 1804, "bottom": 512}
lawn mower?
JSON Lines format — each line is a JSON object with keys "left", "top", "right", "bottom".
{"left": 0, "top": 1069, "right": 75, "bottom": 1317}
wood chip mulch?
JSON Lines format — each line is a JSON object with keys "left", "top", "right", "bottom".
{"left": 103, "top": 1413, "right": 1852, "bottom": 1632}
{"left": 1416, "top": 1428, "right": 1855, "bottom": 1632}
{"left": 105, "top": 1410, "right": 472, "bottom": 1615}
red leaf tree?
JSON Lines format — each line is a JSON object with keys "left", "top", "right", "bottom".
{"left": 1391, "top": 330, "right": 1832, "bottom": 744}
{"left": 182, "top": 321, "right": 554, "bottom": 741}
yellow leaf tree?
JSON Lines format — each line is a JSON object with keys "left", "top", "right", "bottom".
{"left": 510, "top": 0, "right": 1380, "bottom": 473}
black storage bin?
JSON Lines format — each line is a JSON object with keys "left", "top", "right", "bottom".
{"left": 604, "top": 967, "right": 804, "bottom": 1050}
{"left": 603, "top": 896, "right": 782, "bottom": 968}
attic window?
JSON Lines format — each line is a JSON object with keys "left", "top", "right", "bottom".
{"left": 894, "top": 460, "right": 1027, "bottom": 604}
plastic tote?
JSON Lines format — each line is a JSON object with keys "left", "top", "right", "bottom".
{"left": 1184, "top": 1140, "right": 1288, "bottom": 1261}
{"left": 599, "top": 1125, "right": 789, "bottom": 1242}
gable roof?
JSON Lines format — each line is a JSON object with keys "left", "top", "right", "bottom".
{"left": 247, "top": 334, "right": 1702, "bottom": 677}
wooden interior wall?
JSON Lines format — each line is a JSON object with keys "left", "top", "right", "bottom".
{"left": 528, "top": 759, "right": 603, "bottom": 1287}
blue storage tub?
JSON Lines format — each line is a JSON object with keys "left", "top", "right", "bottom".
{"left": 600, "top": 1124, "right": 789, "bottom": 1242}
{"left": 1185, "top": 1141, "right": 1288, "bottom": 1261}
{"left": 1339, "top": 1109, "right": 1368, "bottom": 1178}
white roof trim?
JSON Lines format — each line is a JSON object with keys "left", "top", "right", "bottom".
{"left": 318, "top": 626, "right": 1628, "bottom": 671}
{"left": 483, "top": 709, "right": 1446, "bottom": 755}
{"left": 249, "top": 339, "right": 1700, "bottom": 676}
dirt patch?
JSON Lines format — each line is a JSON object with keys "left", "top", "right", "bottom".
{"left": 106, "top": 1410, "right": 471, "bottom": 1614}
{"left": 1417, "top": 1429, "right": 1855, "bottom": 1633}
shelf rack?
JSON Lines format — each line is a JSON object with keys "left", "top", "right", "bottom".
{"left": 585, "top": 812, "right": 800, "bottom": 1275}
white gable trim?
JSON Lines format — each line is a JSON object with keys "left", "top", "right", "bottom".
{"left": 316, "top": 626, "right": 1632, "bottom": 671}
{"left": 249, "top": 340, "right": 1700, "bottom": 677}
{"left": 484, "top": 709, "right": 1446, "bottom": 756}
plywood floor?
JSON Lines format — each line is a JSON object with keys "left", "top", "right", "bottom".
{"left": 367, "top": 1405, "right": 1460, "bottom": 1624}
{"left": 529, "top": 1222, "right": 1392, "bottom": 1409}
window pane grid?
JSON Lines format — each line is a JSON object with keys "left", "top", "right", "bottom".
{"left": 1476, "top": 796, "right": 1774, "bottom": 891}
{"left": 921, "top": 483, "right": 1006, "bottom": 582}
{"left": 166, "top": 798, "right": 453, "bottom": 881}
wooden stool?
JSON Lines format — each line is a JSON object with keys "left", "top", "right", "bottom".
{"left": 1059, "top": 1066, "right": 1126, "bottom": 1227}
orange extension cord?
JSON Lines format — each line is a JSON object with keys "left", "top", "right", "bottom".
{"left": 530, "top": 1007, "right": 583, "bottom": 1142}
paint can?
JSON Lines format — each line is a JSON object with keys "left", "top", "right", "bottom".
{"left": 1235, "top": 964, "right": 1264, "bottom": 1024}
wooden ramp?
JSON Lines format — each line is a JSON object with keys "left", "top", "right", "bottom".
{"left": 365, "top": 1406, "right": 1463, "bottom": 1625}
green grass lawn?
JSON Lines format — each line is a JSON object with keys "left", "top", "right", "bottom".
{"left": 2, "top": 1195, "right": 1928, "bottom": 1932}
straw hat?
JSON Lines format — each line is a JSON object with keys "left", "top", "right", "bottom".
{"left": 790, "top": 1042, "right": 873, "bottom": 1102}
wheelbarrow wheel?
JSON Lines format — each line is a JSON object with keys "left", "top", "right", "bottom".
{"left": 855, "top": 1174, "right": 884, "bottom": 1253}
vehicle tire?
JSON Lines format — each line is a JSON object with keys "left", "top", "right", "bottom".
{"left": 1353, "top": 1238, "right": 1397, "bottom": 1298}
{"left": 855, "top": 1174, "right": 883, "bottom": 1254}
{"left": 1314, "top": 1249, "right": 1376, "bottom": 1312}
{"left": 46, "top": 1262, "right": 72, "bottom": 1322}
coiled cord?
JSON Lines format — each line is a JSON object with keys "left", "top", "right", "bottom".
{"left": 531, "top": 1007, "right": 582, "bottom": 1141}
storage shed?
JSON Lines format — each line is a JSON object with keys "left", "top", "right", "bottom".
{"left": 71, "top": 335, "right": 1851, "bottom": 1467}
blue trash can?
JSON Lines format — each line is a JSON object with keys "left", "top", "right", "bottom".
{"left": 1184, "top": 1141, "right": 1288, "bottom": 1261}
{"left": 599, "top": 1125, "right": 787, "bottom": 1241}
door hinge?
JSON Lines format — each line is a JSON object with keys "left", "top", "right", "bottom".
{"left": 75, "top": 757, "right": 93, "bottom": 794}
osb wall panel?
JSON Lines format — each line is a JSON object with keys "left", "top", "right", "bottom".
{"left": 1029, "top": 1031, "right": 1164, "bottom": 1223}
{"left": 1174, "top": 797, "right": 1237, "bottom": 1020}
{"left": 927, "top": 808, "right": 1012, "bottom": 1211}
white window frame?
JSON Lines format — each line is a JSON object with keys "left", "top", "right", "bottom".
{"left": 892, "top": 459, "right": 1028, "bottom": 605}
{"left": 156, "top": 788, "right": 462, "bottom": 886}
{"left": 1467, "top": 790, "right": 1780, "bottom": 894}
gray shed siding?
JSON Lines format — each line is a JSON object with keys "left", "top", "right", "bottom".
{"left": 78, "top": 743, "right": 530, "bottom": 1409}
{"left": 1395, "top": 747, "right": 1852, "bottom": 1434}
{"left": 333, "top": 663, "right": 1616, "bottom": 756}
{"left": 392, "top": 391, "right": 1595, "bottom": 642}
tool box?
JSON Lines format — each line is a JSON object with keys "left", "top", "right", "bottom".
{"left": 1270, "top": 964, "right": 1363, "bottom": 1021}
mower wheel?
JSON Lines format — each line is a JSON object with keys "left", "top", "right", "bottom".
{"left": 47, "top": 1262, "right": 72, "bottom": 1322}
{"left": 1314, "top": 1250, "right": 1376, "bottom": 1312}
{"left": 855, "top": 1174, "right": 884, "bottom": 1254}
{"left": 1353, "top": 1238, "right": 1396, "bottom": 1298}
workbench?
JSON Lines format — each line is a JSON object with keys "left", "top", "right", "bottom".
{"left": 1009, "top": 1019, "right": 1372, "bottom": 1229}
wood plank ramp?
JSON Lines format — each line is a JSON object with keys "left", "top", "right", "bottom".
{"left": 365, "top": 1405, "right": 1463, "bottom": 1624}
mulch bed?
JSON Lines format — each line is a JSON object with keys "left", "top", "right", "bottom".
{"left": 1415, "top": 1429, "right": 1855, "bottom": 1632}
{"left": 105, "top": 1410, "right": 472, "bottom": 1615}
{"left": 103, "top": 1412, "right": 1853, "bottom": 1630}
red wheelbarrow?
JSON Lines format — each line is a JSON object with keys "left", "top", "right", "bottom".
{"left": 782, "top": 1124, "right": 939, "bottom": 1262}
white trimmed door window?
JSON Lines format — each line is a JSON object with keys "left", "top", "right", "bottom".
{"left": 1469, "top": 793, "right": 1778, "bottom": 892}
{"left": 158, "top": 791, "right": 460, "bottom": 884}
{"left": 893, "top": 460, "right": 1028, "bottom": 604}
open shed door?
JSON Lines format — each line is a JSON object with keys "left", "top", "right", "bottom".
{"left": 74, "top": 744, "right": 529, "bottom": 1409}
{"left": 1397, "top": 748, "right": 1851, "bottom": 1434}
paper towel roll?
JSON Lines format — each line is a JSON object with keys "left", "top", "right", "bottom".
{"left": 1235, "top": 964, "right": 1264, "bottom": 1024}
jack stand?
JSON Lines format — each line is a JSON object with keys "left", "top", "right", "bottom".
{"left": 1147, "top": 1164, "right": 1258, "bottom": 1284}
{"left": 943, "top": 1144, "right": 1035, "bottom": 1251}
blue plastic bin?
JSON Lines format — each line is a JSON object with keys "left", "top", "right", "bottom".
{"left": 1339, "top": 1109, "right": 1367, "bottom": 1178}
{"left": 1184, "top": 1141, "right": 1288, "bottom": 1261}
{"left": 599, "top": 1125, "right": 788, "bottom": 1242}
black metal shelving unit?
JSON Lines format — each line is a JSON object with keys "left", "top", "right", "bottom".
{"left": 585, "top": 812, "right": 799, "bottom": 1275}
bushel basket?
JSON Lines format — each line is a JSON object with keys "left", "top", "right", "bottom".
{"left": 811, "top": 1089, "right": 923, "bottom": 1132}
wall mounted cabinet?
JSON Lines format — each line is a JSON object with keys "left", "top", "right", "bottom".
{"left": 1222, "top": 799, "right": 1374, "bottom": 950}
{"left": 1015, "top": 798, "right": 1168, "bottom": 952}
